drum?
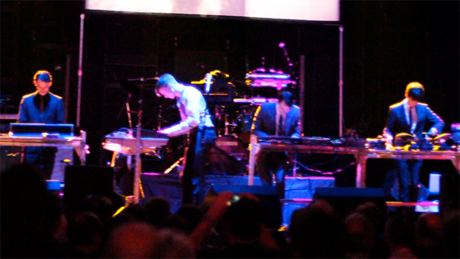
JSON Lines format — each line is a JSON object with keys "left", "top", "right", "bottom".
{"left": 207, "top": 135, "right": 248, "bottom": 176}
{"left": 235, "top": 105, "right": 258, "bottom": 144}
{"left": 237, "top": 114, "right": 253, "bottom": 132}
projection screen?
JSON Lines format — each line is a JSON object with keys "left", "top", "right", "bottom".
{"left": 85, "top": 0, "right": 340, "bottom": 22}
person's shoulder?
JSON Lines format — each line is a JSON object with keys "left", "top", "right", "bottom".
{"left": 49, "top": 92, "right": 63, "bottom": 100}
{"left": 417, "top": 102, "right": 429, "bottom": 108}
{"left": 22, "top": 92, "right": 35, "bottom": 100}
{"left": 262, "top": 102, "right": 276, "bottom": 108}
{"left": 183, "top": 85, "right": 204, "bottom": 98}
{"left": 389, "top": 101, "right": 404, "bottom": 109}
{"left": 184, "top": 85, "right": 201, "bottom": 93}
{"left": 20, "top": 93, "right": 35, "bottom": 105}
{"left": 259, "top": 102, "right": 275, "bottom": 112}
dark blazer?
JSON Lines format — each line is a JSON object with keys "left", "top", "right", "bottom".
{"left": 252, "top": 102, "right": 301, "bottom": 138}
{"left": 384, "top": 100, "right": 444, "bottom": 139}
{"left": 18, "top": 92, "right": 65, "bottom": 124}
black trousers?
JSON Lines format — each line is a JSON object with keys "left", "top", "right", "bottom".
{"left": 256, "top": 151, "right": 288, "bottom": 198}
{"left": 181, "top": 126, "right": 216, "bottom": 206}
{"left": 395, "top": 159, "right": 423, "bottom": 202}
{"left": 23, "top": 147, "right": 57, "bottom": 180}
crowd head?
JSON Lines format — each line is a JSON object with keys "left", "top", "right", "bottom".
{"left": 2, "top": 163, "right": 459, "bottom": 258}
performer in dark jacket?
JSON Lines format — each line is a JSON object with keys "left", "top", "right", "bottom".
{"left": 252, "top": 91, "right": 301, "bottom": 198}
{"left": 18, "top": 70, "right": 65, "bottom": 179}
{"left": 383, "top": 82, "right": 444, "bottom": 202}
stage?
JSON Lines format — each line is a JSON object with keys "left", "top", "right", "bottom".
{"left": 140, "top": 173, "right": 335, "bottom": 226}
{"left": 138, "top": 172, "right": 441, "bottom": 224}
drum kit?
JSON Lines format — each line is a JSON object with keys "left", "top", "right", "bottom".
{"left": 190, "top": 68, "right": 295, "bottom": 175}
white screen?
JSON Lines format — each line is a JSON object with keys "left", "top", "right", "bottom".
{"left": 86, "top": 0, "right": 340, "bottom": 22}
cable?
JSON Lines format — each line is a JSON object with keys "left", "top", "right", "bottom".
{"left": 296, "top": 153, "right": 343, "bottom": 168}
{"left": 293, "top": 160, "right": 356, "bottom": 176}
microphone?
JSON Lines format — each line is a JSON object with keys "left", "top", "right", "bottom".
{"left": 204, "top": 73, "right": 212, "bottom": 94}
{"left": 279, "top": 42, "right": 291, "bottom": 65}
{"left": 279, "top": 42, "right": 288, "bottom": 56}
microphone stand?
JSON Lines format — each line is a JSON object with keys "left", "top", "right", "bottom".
{"left": 124, "top": 93, "right": 134, "bottom": 186}
{"left": 117, "top": 77, "right": 155, "bottom": 204}
{"left": 115, "top": 93, "right": 133, "bottom": 128}
{"left": 113, "top": 91, "right": 135, "bottom": 199}
{"left": 279, "top": 42, "right": 294, "bottom": 76}
{"left": 157, "top": 105, "right": 163, "bottom": 129}
{"left": 126, "top": 93, "right": 133, "bottom": 130}
{"left": 133, "top": 82, "right": 144, "bottom": 204}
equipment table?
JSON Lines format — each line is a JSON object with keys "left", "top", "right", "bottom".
{"left": 248, "top": 135, "right": 460, "bottom": 187}
{"left": 0, "top": 131, "right": 87, "bottom": 164}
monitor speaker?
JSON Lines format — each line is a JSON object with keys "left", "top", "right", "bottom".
{"left": 314, "top": 187, "right": 389, "bottom": 218}
{"left": 64, "top": 165, "right": 123, "bottom": 215}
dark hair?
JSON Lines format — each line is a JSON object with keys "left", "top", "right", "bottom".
{"left": 278, "top": 90, "right": 294, "bottom": 106}
{"left": 1, "top": 164, "right": 50, "bottom": 257}
{"left": 384, "top": 208, "right": 416, "bottom": 249}
{"left": 33, "top": 70, "right": 53, "bottom": 82}
{"left": 289, "top": 207, "right": 347, "bottom": 258}
{"left": 219, "top": 197, "right": 264, "bottom": 241}
{"left": 67, "top": 211, "right": 102, "bottom": 245}
{"left": 143, "top": 197, "right": 172, "bottom": 227}
{"left": 405, "top": 82, "right": 424, "bottom": 102}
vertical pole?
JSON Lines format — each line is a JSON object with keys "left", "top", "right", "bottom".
{"left": 76, "top": 14, "right": 85, "bottom": 128}
{"left": 339, "top": 26, "right": 344, "bottom": 138}
{"left": 299, "top": 55, "right": 305, "bottom": 136}
{"left": 64, "top": 54, "right": 71, "bottom": 123}
{"left": 134, "top": 99, "right": 143, "bottom": 204}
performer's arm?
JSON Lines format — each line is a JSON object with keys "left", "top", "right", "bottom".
{"left": 158, "top": 95, "right": 201, "bottom": 137}
{"left": 56, "top": 99, "right": 65, "bottom": 123}
{"left": 425, "top": 106, "right": 445, "bottom": 135}
{"left": 18, "top": 97, "right": 28, "bottom": 122}
{"left": 189, "top": 192, "right": 233, "bottom": 250}
{"left": 383, "top": 108, "right": 396, "bottom": 144}
{"left": 290, "top": 108, "right": 301, "bottom": 138}
{"left": 251, "top": 105, "right": 269, "bottom": 137}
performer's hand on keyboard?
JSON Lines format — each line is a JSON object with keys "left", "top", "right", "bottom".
{"left": 383, "top": 132, "right": 393, "bottom": 146}
{"left": 157, "top": 128, "right": 172, "bottom": 138}
{"left": 427, "top": 128, "right": 438, "bottom": 138}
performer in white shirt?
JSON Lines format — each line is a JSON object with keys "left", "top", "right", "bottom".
{"left": 156, "top": 74, "right": 216, "bottom": 205}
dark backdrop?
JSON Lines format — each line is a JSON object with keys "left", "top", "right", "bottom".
{"left": 2, "top": 0, "right": 459, "bottom": 166}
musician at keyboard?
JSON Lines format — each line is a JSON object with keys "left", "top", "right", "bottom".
{"left": 155, "top": 74, "right": 216, "bottom": 206}
{"left": 383, "top": 82, "right": 444, "bottom": 202}
{"left": 252, "top": 91, "right": 301, "bottom": 198}
{"left": 18, "top": 70, "right": 65, "bottom": 179}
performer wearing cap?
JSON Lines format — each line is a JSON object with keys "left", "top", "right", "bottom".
{"left": 18, "top": 70, "right": 65, "bottom": 179}
{"left": 155, "top": 73, "right": 216, "bottom": 205}
{"left": 383, "top": 82, "right": 444, "bottom": 202}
